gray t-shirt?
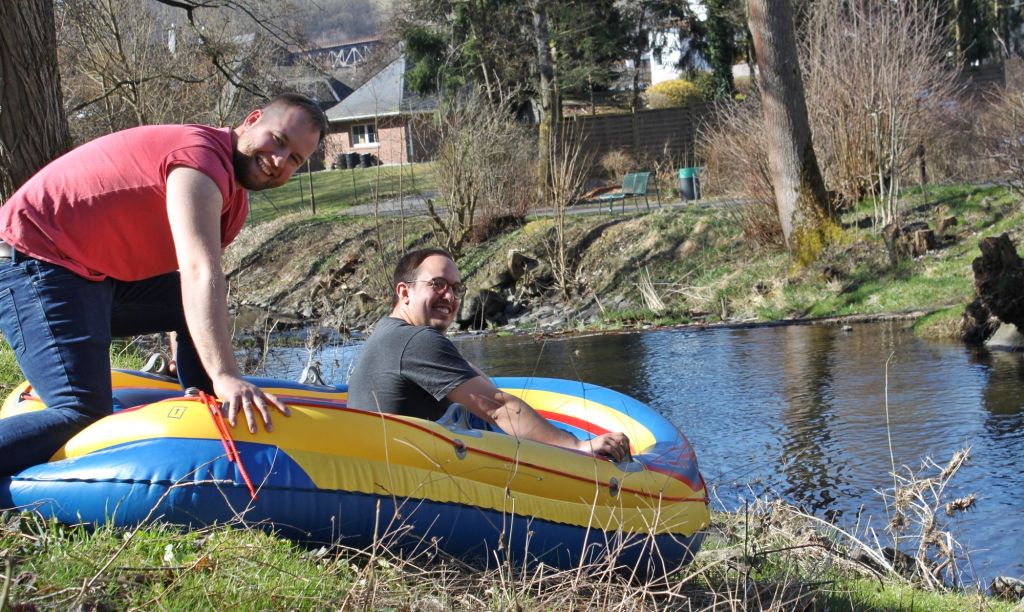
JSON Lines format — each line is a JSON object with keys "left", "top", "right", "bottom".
{"left": 347, "top": 316, "right": 479, "bottom": 420}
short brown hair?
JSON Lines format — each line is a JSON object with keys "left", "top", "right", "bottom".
{"left": 392, "top": 247, "right": 455, "bottom": 306}
{"left": 263, "top": 93, "right": 329, "bottom": 144}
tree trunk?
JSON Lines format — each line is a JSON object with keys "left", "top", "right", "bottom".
{"left": 530, "top": 0, "right": 556, "bottom": 196}
{"left": 747, "top": 0, "right": 835, "bottom": 263}
{"left": 0, "top": 0, "right": 71, "bottom": 201}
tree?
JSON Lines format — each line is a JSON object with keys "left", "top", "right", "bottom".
{"left": 615, "top": 0, "right": 696, "bottom": 113}
{"left": 1, "top": 0, "right": 310, "bottom": 202}
{"left": 0, "top": 0, "right": 72, "bottom": 200}
{"left": 951, "top": 0, "right": 995, "bottom": 64}
{"left": 703, "top": 0, "right": 742, "bottom": 99}
{"left": 747, "top": 0, "right": 835, "bottom": 263}
{"left": 58, "top": 0, "right": 287, "bottom": 145}
{"left": 402, "top": 0, "right": 629, "bottom": 196}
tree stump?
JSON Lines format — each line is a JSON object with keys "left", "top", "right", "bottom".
{"left": 972, "top": 233, "right": 1024, "bottom": 329}
{"left": 911, "top": 229, "right": 935, "bottom": 256}
{"left": 961, "top": 298, "right": 998, "bottom": 344}
{"left": 937, "top": 215, "right": 958, "bottom": 234}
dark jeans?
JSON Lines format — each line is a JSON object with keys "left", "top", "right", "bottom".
{"left": 0, "top": 252, "right": 213, "bottom": 476}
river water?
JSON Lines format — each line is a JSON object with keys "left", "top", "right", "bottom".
{"left": 255, "top": 320, "right": 1023, "bottom": 586}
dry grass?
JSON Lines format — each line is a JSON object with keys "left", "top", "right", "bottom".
{"left": 599, "top": 150, "right": 636, "bottom": 184}
{"left": 699, "top": 96, "right": 783, "bottom": 249}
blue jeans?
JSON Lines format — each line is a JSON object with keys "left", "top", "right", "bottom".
{"left": 0, "top": 251, "right": 213, "bottom": 475}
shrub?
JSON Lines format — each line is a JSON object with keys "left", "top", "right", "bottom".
{"left": 645, "top": 79, "right": 702, "bottom": 109}
{"left": 430, "top": 92, "right": 537, "bottom": 256}
{"left": 699, "top": 94, "right": 784, "bottom": 248}
{"left": 599, "top": 150, "right": 634, "bottom": 183}
{"left": 801, "top": 1, "right": 959, "bottom": 219}
{"left": 691, "top": 71, "right": 718, "bottom": 100}
{"left": 733, "top": 74, "right": 752, "bottom": 94}
{"left": 979, "top": 89, "right": 1024, "bottom": 194}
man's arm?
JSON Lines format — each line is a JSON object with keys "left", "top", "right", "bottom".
{"left": 165, "top": 167, "right": 289, "bottom": 432}
{"left": 448, "top": 375, "right": 631, "bottom": 461}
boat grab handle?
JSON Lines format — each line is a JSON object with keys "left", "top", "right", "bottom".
{"left": 436, "top": 403, "right": 484, "bottom": 438}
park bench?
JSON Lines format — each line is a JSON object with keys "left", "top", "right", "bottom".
{"left": 596, "top": 171, "right": 662, "bottom": 214}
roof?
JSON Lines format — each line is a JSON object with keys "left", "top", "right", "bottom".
{"left": 324, "top": 56, "right": 437, "bottom": 122}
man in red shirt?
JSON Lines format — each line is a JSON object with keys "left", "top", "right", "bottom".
{"left": 0, "top": 93, "right": 327, "bottom": 475}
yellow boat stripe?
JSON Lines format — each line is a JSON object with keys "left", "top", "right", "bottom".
{"left": 502, "top": 388, "right": 657, "bottom": 451}
{"left": 57, "top": 400, "right": 704, "bottom": 511}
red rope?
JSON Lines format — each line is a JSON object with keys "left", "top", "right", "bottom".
{"left": 199, "top": 391, "right": 257, "bottom": 500}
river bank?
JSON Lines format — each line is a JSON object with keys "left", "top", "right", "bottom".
{"left": 223, "top": 183, "right": 1018, "bottom": 343}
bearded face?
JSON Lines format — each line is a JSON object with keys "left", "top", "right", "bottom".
{"left": 233, "top": 106, "right": 320, "bottom": 191}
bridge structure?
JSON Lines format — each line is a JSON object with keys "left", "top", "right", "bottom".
{"left": 292, "top": 37, "right": 381, "bottom": 70}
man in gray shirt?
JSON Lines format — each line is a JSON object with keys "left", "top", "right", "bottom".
{"left": 347, "top": 247, "right": 631, "bottom": 461}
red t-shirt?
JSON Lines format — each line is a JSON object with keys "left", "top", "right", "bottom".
{"left": 0, "top": 124, "right": 248, "bottom": 281}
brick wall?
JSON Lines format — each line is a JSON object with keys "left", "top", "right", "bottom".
{"left": 324, "top": 115, "right": 440, "bottom": 166}
{"left": 324, "top": 116, "right": 409, "bottom": 166}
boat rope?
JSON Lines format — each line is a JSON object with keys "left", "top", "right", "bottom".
{"left": 199, "top": 391, "right": 257, "bottom": 500}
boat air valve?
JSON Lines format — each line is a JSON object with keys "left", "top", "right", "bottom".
{"left": 453, "top": 439, "right": 467, "bottom": 460}
{"left": 608, "top": 477, "right": 620, "bottom": 497}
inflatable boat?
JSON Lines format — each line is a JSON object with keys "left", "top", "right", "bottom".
{"left": 0, "top": 369, "right": 709, "bottom": 575}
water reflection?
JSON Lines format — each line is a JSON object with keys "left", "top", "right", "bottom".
{"left": 973, "top": 349, "right": 1024, "bottom": 431}
{"left": 778, "top": 325, "right": 839, "bottom": 515}
{"left": 258, "top": 320, "right": 1023, "bottom": 584}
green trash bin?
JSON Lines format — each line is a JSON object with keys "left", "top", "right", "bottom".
{"left": 678, "top": 167, "right": 700, "bottom": 201}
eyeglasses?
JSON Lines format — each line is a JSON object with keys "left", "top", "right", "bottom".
{"left": 407, "top": 277, "right": 468, "bottom": 298}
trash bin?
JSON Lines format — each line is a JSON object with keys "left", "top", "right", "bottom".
{"left": 678, "top": 167, "right": 700, "bottom": 201}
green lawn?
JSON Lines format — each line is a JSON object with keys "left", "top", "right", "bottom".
{"left": 248, "top": 162, "right": 436, "bottom": 224}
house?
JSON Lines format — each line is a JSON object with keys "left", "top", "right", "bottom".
{"left": 322, "top": 55, "right": 439, "bottom": 167}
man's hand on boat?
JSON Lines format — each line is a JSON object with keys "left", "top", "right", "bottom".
{"left": 216, "top": 375, "right": 290, "bottom": 433}
{"left": 580, "top": 432, "right": 632, "bottom": 462}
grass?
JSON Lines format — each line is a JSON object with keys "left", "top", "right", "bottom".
{"left": 224, "top": 161, "right": 1024, "bottom": 339}
{"left": 247, "top": 162, "right": 436, "bottom": 224}
{"left": 587, "top": 183, "right": 1022, "bottom": 330}
{"left": 0, "top": 498, "right": 1009, "bottom": 610}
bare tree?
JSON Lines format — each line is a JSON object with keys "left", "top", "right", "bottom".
{"left": 747, "top": 0, "right": 835, "bottom": 263}
{"left": 1, "top": 0, "right": 309, "bottom": 201}
{"left": 428, "top": 92, "right": 537, "bottom": 258}
{"left": 58, "top": 0, "right": 292, "bottom": 144}
{"left": 983, "top": 87, "right": 1024, "bottom": 198}
{"left": 802, "top": 1, "right": 958, "bottom": 226}
{"left": 0, "top": 0, "right": 71, "bottom": 200}
{"left": 543, "top": 125, "right": 592, "bottom": 298}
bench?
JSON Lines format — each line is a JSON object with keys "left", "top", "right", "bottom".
{"left": 595, "top": 171, "right": 662, "bottom": 214}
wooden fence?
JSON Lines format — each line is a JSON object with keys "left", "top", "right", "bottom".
{"left": 559, "top": 61, "right": 1012, "bottom": 170}
{"left": 562, "top": 102, "right": 713, "bottom": 167}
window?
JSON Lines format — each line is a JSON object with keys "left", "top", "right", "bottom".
{"left": 351, "top": 123, "right": 378, "bottom": 146}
